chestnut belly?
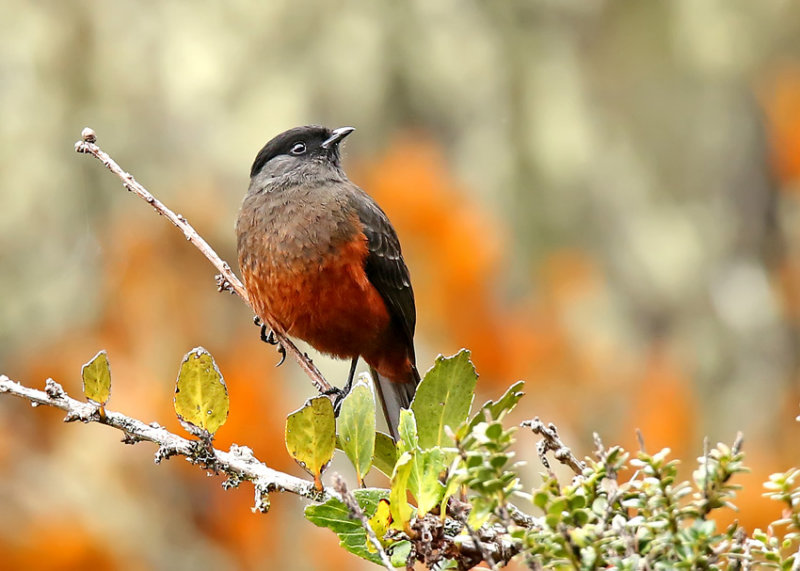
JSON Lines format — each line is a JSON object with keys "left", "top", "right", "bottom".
{"left": 244, "top": 239, "right": 392, "bottom": 360}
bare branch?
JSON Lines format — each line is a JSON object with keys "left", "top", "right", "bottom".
{"left": 0, "top": 374, "right": 329, "bottom": 505}
{"left": 522, "top": 417, "right": 585, "bottom": 476}
{"left": 74, "top": 127, "right": 333, "bottom": 395}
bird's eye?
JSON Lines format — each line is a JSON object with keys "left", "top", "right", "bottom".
{"left": 290, "top": 142, "right": 307, "bottom": 155}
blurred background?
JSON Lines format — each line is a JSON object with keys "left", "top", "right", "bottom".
{"left": 2, "top": 1, "right": 800, "bottom": 569}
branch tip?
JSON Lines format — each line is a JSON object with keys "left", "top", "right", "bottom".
{"left": 732, "top": 432, "right": 744, "bottom": 455}
{"left": 81, "top": 127, "right": 97, "bottom": 143}
{"left": 523, "top": 417, "right": 585, "bottom": 476}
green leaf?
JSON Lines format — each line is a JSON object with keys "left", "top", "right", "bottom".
{"left": 412, "top": 350, "right": 478, "bottom": 449}
{"left": 304, "top": 488, "right": 388, "bottom": 565}
{"left": 469, "top": 380, "right": 525, "bottom": 431}
{"left": 82, "top": 350, "right": 111, "bottom": 407}
{"left": 285, "top": 396, "right": 336, "bottom": 491}
{"left": 389, "top": 541, "right": 412, "bottom": 568}
{"left": 409, "top": 448, "right": 447, "bottom": 516}
{"left": 337, "top": 380, "right": 376, "bottom": 486}
{"left": 373, "top": 432, "right": 398, "bottom": 477}
{"left": 397, "top": 409, "right": 419, "bottom": 455}
{"left": 174, "top": 347, "right": 229, "bottom": 437}
{"left": 390, "top": 452, "right": 414, "bottom": 531}
{"left": 468, "top": 496, "right": 495, "bottom": 529}
{"left": 395, "top": 410, "right": 448, "bottom": 516}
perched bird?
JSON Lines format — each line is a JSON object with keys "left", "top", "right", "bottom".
{"left": 236, "top": 125, "right": 419, "bottom": 440}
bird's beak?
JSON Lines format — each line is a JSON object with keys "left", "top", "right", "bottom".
{"left": 321, "top": 126, "right": 355, "bottom": 149}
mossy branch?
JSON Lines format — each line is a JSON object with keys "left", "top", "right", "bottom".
{"left": 0, "top": 374, "right": 326, "bottom": 504}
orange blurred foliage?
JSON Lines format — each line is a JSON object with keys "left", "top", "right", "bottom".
{"left": 625, "top": 341, "right": 697, "bottom": 460}
{"left": 0, "top": 520, "right": 117, "bottom": 571}
{"left": 760, "top": 63, "right": 800, "bottom": 186}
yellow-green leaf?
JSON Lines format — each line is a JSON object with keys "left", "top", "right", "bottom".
{"left": 395, "top": 410, "right": 447, "bottom": 517}
{"left": 397, "top": 409, "right": 418, "bottom": 455}
{"left": 390, "top": 452, "right": 414, "bottom": 531}
{"left": 286, "top": 396, "right": 336, "bottom": 491}
{"left": 373, "top": 432, "right": 398, "bottom": 477}
{"left": 337, "top": 379, "right": 376, "bottom": 485}
{"left": 409, "top": 448, "right": 447, "bottom": 517}
{"left": 367, "top": 498, "right": 393, "bottom": 550}
{"left": 82, "top": 350, "right": 111, "bottom": 406}
{"left": 174, "top": 347, "right": 229, "bottom": 437}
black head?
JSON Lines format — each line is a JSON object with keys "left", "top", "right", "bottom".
{"left": 250, "top": 125, "right": 355, "bottom": 179}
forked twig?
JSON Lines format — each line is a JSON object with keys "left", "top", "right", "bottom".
{"left": 522, "top": 417, "right": 585, "bottom": 476}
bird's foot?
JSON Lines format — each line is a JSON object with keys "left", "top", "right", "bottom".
{"left": 323, "top": 386, "right": 348, "bottom": 416}
{"left": 253, "top": 316, "right": 286, "bottom": 366}
{"left": 328, "top": 357, "right": 359, "bottom": 416}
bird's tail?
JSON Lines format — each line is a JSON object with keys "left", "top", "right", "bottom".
{"left": 371, "top": 366, "right": 420, "bottom": 442}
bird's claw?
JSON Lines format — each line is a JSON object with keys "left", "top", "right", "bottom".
{"left": 252, "top": 315, "right": 286, "bottom": 367}
{"left": 324, "top": 357, "right": 357, "bottom": 416}
{"left": 274, "top": 344, "right": 286, "bottom": 367}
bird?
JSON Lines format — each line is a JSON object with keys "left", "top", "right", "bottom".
{"left": 236, "top": 125, "right": 419, "bottom": 441}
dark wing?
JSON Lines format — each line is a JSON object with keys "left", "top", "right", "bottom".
{"left": 347, "top": 184, "right": 416, "bottom": 359}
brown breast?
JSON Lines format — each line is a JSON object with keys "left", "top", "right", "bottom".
{"left": 236, "top": 185, "right": 392, "bottom": 359}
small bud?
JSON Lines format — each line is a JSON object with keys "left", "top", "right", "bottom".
{"left": 81, "top": 127, "right": 97, "bottom": 143}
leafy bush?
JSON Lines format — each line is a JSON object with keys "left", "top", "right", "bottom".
{"left": 290, "top": 350, "right": 800, "bottom": 570}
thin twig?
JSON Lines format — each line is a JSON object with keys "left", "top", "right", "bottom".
{"left": 0, "top": 375, "right": 329, "bottom": 504}
{"left": 732, "top": 431, "right": 744, "bottom": 455}
{"left": 522, "top": 418, "right": 585, "bottom": 476}
{"left": 636, "top": 429, "right": 646, "bottom": 453}
{"left": 74, "top": 128, "right": 332, "bottom": 395}
{"left": 332, "top": 474, "right": 397, "bottom": 571}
